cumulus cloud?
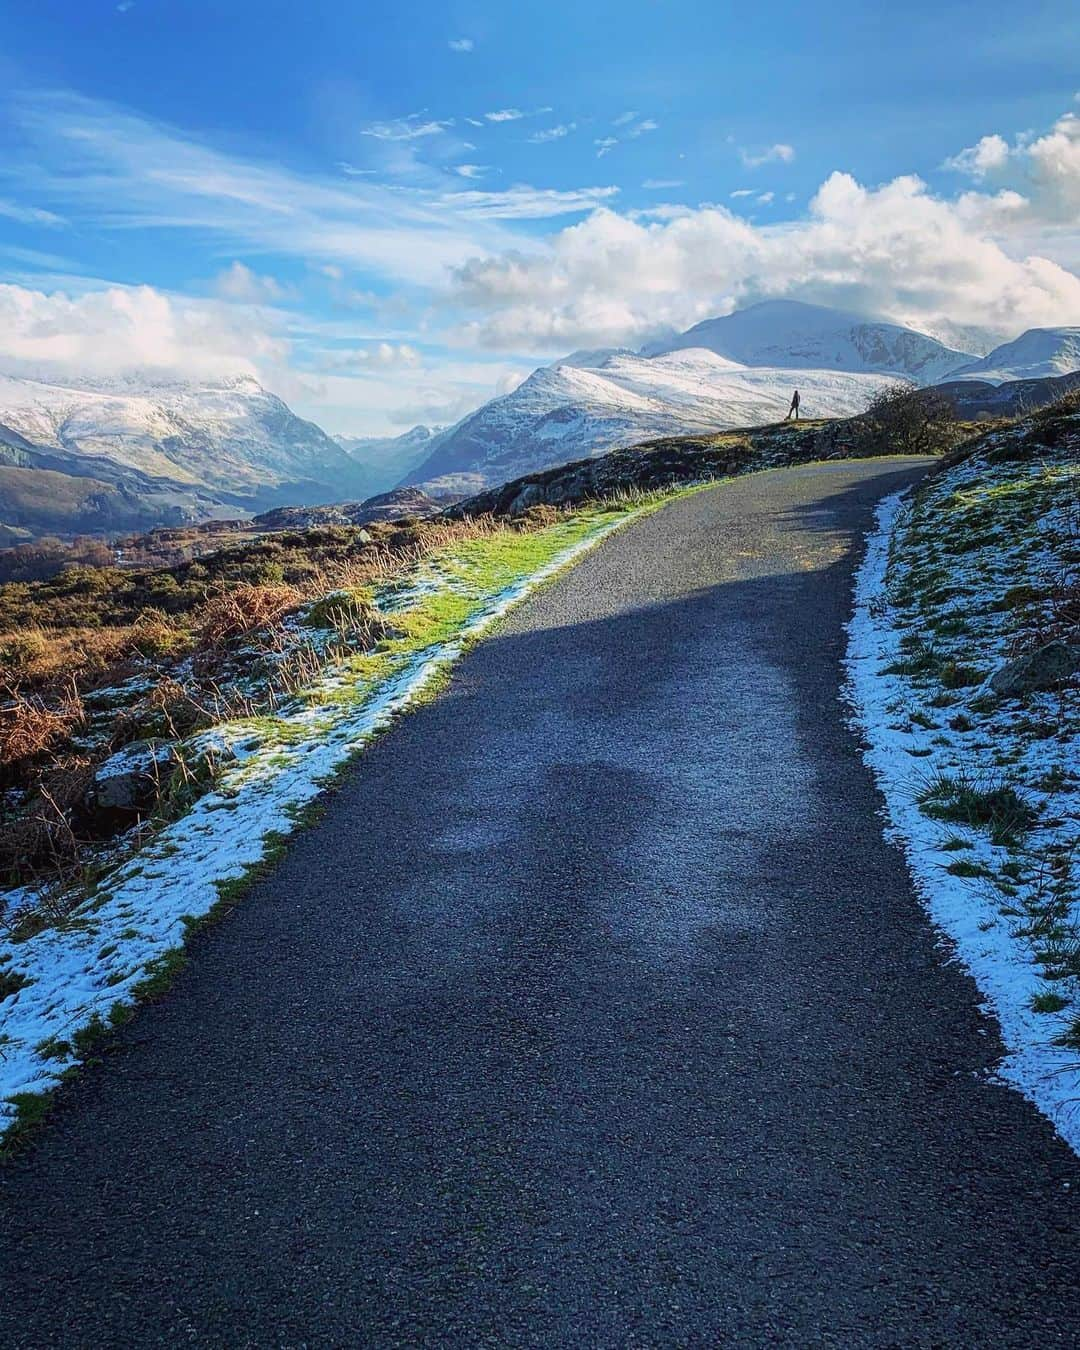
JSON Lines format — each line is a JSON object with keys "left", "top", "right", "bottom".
{"left": 213, "top": 261, "right": 286, "bottom": 303}
{"left": 943, "top": 134, "right": 1010, "bottom": 179}
{"left": 739, "top": 143, "right": 795, "bottom": 169}
{"left": 594, "top": 137, "right": 618, "bottom": 158}
{"left": 944, "top": 112, "right": 1080, "bottom": 224}
{"left": 0, "top": 281, "right": 287, "bottom": 381}
{"left": 453, "top": 164, "right": 488, "bottom": 179}
{"left": 449, "top": 166, "right": 1080, "bottom": 352}
{"left": 485, "top": 109, "right": 525, "bottom": 123}
{"left": 319, "top": 341, "right": 421, "bottom": 372}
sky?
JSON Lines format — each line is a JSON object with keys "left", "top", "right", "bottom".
{"left": 0, "top": 0, "right": 1077, "bottom": 435}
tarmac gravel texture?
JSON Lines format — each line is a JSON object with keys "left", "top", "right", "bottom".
{"left": 4, "top": 457, "right": 1080, "bottom": 1347}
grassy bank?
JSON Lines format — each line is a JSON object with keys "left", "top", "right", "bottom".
{"left": 0, "top": 483, "right": 709, "bottom": 1149}
{"left": 848, "top": 393, "right": 1079, "bottom": 1146}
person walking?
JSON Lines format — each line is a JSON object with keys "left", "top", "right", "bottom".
{"left": 786, "top": 389, "right": 801, "bottom": 421}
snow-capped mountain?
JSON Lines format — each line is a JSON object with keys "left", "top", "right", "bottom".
{"left": 0, "top": 370, "right": 380, "bottom": 539}
{"left": 642, "top": 300, "right": 974, "bottom": 384}
{"left": 405, "top": 347, "right": 896, "bottom": 493}
{"left": 944, "top": 328, "right": 1080, "bottom": 384}
{"left": 0, "top": 372, "right": 356, "bottom": 497}
{"left": 334, "top": 424, "right": 442, "bottom": 498}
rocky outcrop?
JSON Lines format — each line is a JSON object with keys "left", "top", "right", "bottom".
{"left": 989, "top": 641, "right": 1080, "bottom": 698}
{"left": 87, "top": 740, "right": 176, "bottom": 815}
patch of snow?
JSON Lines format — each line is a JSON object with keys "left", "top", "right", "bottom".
{"left": 846, "top": 488, "right": 1080, "bottom": 1155}
{"left": 0, "top": 506, "right": 643, "bottom": 1130}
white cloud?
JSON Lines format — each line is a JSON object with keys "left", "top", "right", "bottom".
{"left": 627, "top": 118, "right": 659, "bottom": 138}
{"left": 943, "top": 133, "right": 1010, "bottom": 178}
{"left": 595, "top": 137, "right": 618, "bottom": 158}
{"left": 439, "top": 185, "right": 618, "bottom": 219}
{"left": 529, "top": 123, "right": 576, "bottom": 144}
{"left": 360, "top": 118, "right": 453, "bottom": 141}
{"left": 739, "top": 142, "right": 795, "bottom": 169}
{"left": 1, "top": 90, "right": 536, "bottom": 286}
{"left": 943, "top": 112, "right": 1080, "bottom": 229}
{"left": 0, "top": 198, "right": 65, "bottom": 227}
{"left": 453, "top": 164, "right": 489, "bottom": 179}
{"left": 613, "top": 111, "right": 638, "bottom": 127}
{"left": 483, "top": 107, "right": 553, "bottom": 124}
{"left": 1025, "top": 112, "right": 1080, "bottom": 219}
{"left": 213, "top": 261, "right": 286, "bottom": 304}
{"left": 320, "top": 341, "right": 421, "bottom": 371}
{"left": 729, "top": 188, "right": 754, "bottom": 199}
{"left": 450, "top": 166, "right": 1080, "bottom": 351}
{"left": 0, "top": 281, "right": 286, "bottom": 382}
{"left": 757, "top": 191, "right": 774, "bottom": 205}
{"left": 642, "top": 179, "right": 685, "bottom": 189}
{"left": 448, "top": 37, "right": 474, "bottom": 52}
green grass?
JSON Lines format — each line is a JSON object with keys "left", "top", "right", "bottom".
{"left": 0, "top": 482, "right": 716, "bottom": 1156}
{"left": 917, "top": 772, "right": 1039, "bottom": 848}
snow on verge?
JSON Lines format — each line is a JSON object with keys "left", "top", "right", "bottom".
{"left": 0, "top": 506, "right": 644, "bottom": 1134}
{"left": 846, "top": 491, "right": 1080, "bottom": 1155}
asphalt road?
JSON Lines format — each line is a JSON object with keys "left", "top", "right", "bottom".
{"left": 4, "top": 458, "right": 1080, "bottom": 1347}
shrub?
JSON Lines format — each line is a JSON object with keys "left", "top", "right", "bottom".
{"left": 0, "top": 688, "right": 84, "bottom": 767}
{"left": 195, "top": 583, "right": 302, "bottom": 648}
{"left": 0, "top": 629, "right": 50, "bottom": 677}
{"left": 304, "top": 589, "right": 389, "bottom": 647}
{"left": 854, "top": 384, "right": 960, "bottom": 457}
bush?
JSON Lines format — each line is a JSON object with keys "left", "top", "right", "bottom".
{"left": 195, "top": 583, "right": 302, "bottom": 648}
{"left": 855, "top": 384, "right": 960, "bottom": 457}
{"left": 0, "top": 689, "right": 84, "bottom": 767}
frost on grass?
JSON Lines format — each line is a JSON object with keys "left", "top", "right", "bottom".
{"left": 847, "top": 417, "right": 1080, "bottom": 1151}
{"left": 0, "top": 493, "right": 686, "bottom": 1139}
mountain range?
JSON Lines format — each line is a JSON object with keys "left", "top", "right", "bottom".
{"left": 402, "top": 304, "right": 1080, "bottom": 491}
{"left": 332, "top": 425, "right": 442, "bottom": 500}
{"left": 0, "top": 301, "right": 1077, "bottom": 541}
{"left": 0, "top": 373, "right": 367, "bottom": 541}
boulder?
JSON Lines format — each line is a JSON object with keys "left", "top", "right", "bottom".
{"left": 989, "top": 640, "right": 1080, "bottom": 698}
{"left": 89, "top": 739, "right": 176, "bottom": 813}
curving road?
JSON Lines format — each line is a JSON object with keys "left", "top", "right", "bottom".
{"left": 4, "top": 458, "right": 1080, "bottom": 1346}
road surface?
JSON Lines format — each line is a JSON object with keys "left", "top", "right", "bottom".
{"left": 4, "top": 458, "right": 1080, "bottom": 1346}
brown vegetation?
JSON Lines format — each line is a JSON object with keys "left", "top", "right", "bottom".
{"left": 854, "top": 384, "right": 961, "bottom": 458}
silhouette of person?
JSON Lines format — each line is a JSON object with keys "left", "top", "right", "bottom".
{"left": 786, "top": 389, "right": 801, "bottom": 421}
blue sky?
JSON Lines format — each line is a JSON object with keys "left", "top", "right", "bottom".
{"left": 0, "top": 0, "right": 1077, "bottom": 433}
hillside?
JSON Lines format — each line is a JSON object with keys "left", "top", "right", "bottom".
{"left": 334, "top": 425, "right": 442, "bottom": 498}
{"left": 405, "top": 346, "right": 893, "bottom": 493}
{"left": 946, "top": 328, "right": 1080, "bottom": 384}
{"left": 642, "top": 299, "right": 973, "bottom": 382}
{"left": 849, "top": 387, "right": 1080, "bottom": 1144}
{"left": 934, "top": 370, "right": 1080, "bottom": 418}
{"left": 0, "top": 372, "right": 369, "bottom": 538}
